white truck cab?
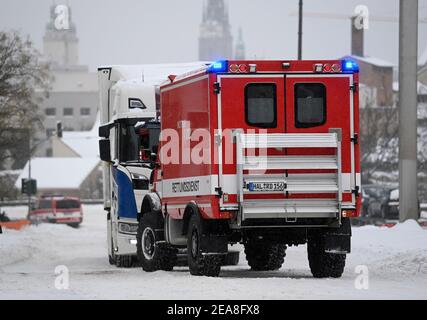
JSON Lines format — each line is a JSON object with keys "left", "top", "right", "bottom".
{"left": 98, "top": 63, "right": 207, "bottom": 267}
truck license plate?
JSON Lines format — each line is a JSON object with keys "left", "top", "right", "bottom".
{"left": 247, "top": 182, "right": 286, "bottom": 192}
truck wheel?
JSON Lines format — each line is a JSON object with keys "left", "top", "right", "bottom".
{"left": 244, "top": 240, "right": 286, "bottom": 271}
{"left": 187, "top": 214, "right": 222, "bottom": 277}
{"left": 115, "top": 254, "right": 133, "bottom": 268}
{"left": 137, "top": 211, "right": 177, "bottom": 272}
{"left": 307, "top": 235, "right": 346, "bottom": 278}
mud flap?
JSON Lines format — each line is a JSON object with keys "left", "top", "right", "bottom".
{"left": 200, "top": 234, "right": 228, "bottom": 254}
{"left": 324, "top": 218, "right": 352, "bottom": 254}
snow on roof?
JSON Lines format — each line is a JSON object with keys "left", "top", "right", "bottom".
{"left": 101, "top": 62, "right": 210, "bottom": 85}
{"left": 351, "top": 55, "right": 395, "bottom": 68}
{"left": 59, "top": 111, "right": 100, "bottom": 157}
{"left": 15, "top": 158, "right": 100, "bottom": 189}
{"left": 61, "top": 133, "right": 99, "bottom": 157}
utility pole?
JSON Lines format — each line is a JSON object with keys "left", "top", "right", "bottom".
{"left": 298, "top": 0, "right": 303, "bottom": 59}
{"left": 399, "top": 0, "right": 419, "bottom": 222}
{"left": 28, "top": 134, "right": 32, "bottom": 216}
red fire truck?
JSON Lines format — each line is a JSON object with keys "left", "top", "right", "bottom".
{"left": 136, "top": 59, "right": 361, "bottom": 277}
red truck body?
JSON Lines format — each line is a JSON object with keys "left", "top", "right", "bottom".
{"left": 136, "top": 59, "right": 360, "bottom": 277}
{"left": 155, "top": 60, "right": 360, "bottom": 223}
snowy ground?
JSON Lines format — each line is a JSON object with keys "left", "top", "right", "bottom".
{"left": 1, "top": 205, "right": 427, "bottom": 300}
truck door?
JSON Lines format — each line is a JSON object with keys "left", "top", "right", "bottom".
{"left": 284, "top": 74, "right": 356, "bottom": 206}
{"left": 217, "top": 75, "right": 285, "bottom": 208}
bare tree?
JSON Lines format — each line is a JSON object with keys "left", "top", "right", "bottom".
{"left": 0, "top": 31, "right": 51, "bottom": 169}
{"left": 360, "top": 86, "right": 399, "bottom": 184}
{"left": 0, "top": 31, "right": 51, "bottom": 200}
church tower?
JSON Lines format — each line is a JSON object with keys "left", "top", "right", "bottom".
{"left": 43, "top": 4, "right": 79, "bottom": 68}
{"left": 198, "top": 0, "right": 233, "bottom": 61}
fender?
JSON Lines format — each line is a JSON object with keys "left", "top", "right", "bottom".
{"left": 139, "top": 192, "right": 162, "bottom": 221}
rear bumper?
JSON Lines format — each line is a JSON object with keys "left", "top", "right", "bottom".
{"left": 29, "top": 212, "right": 82, "bottom": 224}
{"left": 241, "top": 199, "right": 338, "bottom": 220}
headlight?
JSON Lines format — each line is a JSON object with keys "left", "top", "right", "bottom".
{"left": 131, "top": 173, "right": 149, "bottom": 190}
{"left": 118, "top": 222, "right": 138, "bottom": 234}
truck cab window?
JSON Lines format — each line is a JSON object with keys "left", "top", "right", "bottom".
{"left": 295, "top": 83, "right": 326, "bottom": 128}
{"left": 119, "top": 124, "right": 139, "bottom": 162}
{"left": 118, "top": 121, "right": 161, "bottom": 163}
{"left": 245, "top": 83, "right": 277, "bottom": 128}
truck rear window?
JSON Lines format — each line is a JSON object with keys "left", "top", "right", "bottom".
{"left": 56, "top": 200, "right": 80, "bottom": 209}
{"left": 38, "top": 200, "right": 52, "bottom": 209}
{"left": 295, "top": 83, "right": 326, "bottom": 128}
{"left": 245, "top": 83, "right": 277, "bottom": 128}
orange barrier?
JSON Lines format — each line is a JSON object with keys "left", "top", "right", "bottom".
{"left": 0, "top": 220, "right": 30, "bottom": 231}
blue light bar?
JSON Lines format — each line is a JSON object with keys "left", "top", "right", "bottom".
{"left": 342, "top": 59, "right": 359, "bottom": 72}
{"left": 208, "top": 60, "right": 228, "bottom": 73}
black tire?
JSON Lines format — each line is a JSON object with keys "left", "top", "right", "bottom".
{"left": 223, "top": 251, "right": 240, "bottom": 266}
{"left": 137, "top": 211, "right": 177, "bottom": 272}
{"left": 67, "top": 222, "right": 81, "bottom": 228}
{"left": 115, "top": 254, "right": 133, "bottom": 268}
{"left": 244, "top": 239, "right": 286, "bottom": 271}
{"left": 307, "top": 235, "right": 346, "bottom": 278}
{"left": 187, "top": 214, "right": 222, "bottom": 277}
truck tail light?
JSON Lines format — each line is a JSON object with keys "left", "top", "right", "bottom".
{"left": 314, "top": 64, "right": 323, "bottom": 73}
{"left": 248, "top": 64, "right": 257, "bottom": 73}
{"left": 342, "top": 209, "right": 357, "bottom": 218}
{"left": 229, "top": 64, "right": 250, "bottom": 73}
{"left": 323, "top": 64, "right": 332, "bottom": 72}
{"left": 314, "top": 63, "right": 342, "bottom": 73}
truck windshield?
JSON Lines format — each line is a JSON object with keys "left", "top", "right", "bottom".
{"left": 118, "top": 121, "right": 160, "bottom": 164}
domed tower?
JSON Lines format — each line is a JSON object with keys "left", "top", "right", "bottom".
{"left": 198, "top": 0, "right": 233, "bottom": 61}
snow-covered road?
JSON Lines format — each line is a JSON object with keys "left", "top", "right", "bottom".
{"left": 1, "top": 205, "right": 426, "bottom": 299}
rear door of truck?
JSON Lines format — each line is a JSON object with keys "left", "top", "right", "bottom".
{"left": 216, "top": 65, "right": 357, "bottom": 220}
{"left": 285, "top": 74, "right": 357, "bottom": 208}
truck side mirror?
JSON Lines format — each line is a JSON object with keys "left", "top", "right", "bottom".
{"left": 99, "top": 139, "right": 111, "bottom": 162}
{"left": 98, "top": 124, "right": 110, "bottom": 138}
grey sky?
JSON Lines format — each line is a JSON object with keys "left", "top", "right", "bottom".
{"left": 0, "top": 0, "right": 426, "bottom": 71}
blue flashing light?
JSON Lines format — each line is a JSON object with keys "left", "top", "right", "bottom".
{"left": 342, "top": 60, "right": 359, "bottom": 72}
{"left": 208, "top": 60, "right": 228, "bottom": 73}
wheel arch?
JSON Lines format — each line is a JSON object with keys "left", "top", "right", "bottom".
{"left": 182, "top": 202, "right": 201, "bottom": 236}
{"left": 138, "top": 193, "right": 162, "bottom": 221}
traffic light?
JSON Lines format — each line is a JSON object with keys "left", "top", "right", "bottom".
{"left": 21, "top": 178, "right": 37, "bottom": 195}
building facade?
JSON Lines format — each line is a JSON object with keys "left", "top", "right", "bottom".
{"left": 199, "top": 0, "right": 233, "bottom": 61}
{"left": 35, "top": 4, "right": 98, "bottom": 157}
